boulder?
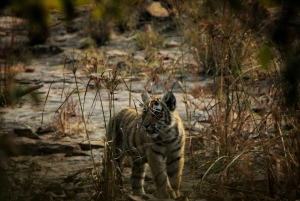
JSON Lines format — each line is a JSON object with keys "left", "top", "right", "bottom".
{"left": 14, "top": 125, "right": 40, "bottom": 139}
{"left": 78, "top": 140, "right": 105, "bottom": 151}
{"left": 146, "top": 2, "right": 169, "bottom": 18}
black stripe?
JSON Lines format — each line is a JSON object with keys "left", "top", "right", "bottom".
{"left": 166, "top": 156, "right": 181, "bottom": 165}
{"left": 128, "top": 148, "right": 136, "bottom": 155}
{"left": 126, "top": 125, "right": 131, "bottom": 150}
{"left": 162, "top": 126, "right": 179, "bottom": 144}
{"left": 154, "top": 141, "right": 164, "bottom": 146}
{"left": 169, "top": 126, "right": 179, "bottom": 143}
{"left": 153, "top": 136, "right": 165, "bottom": 146}
{"left": 161, "top": 121, "right": 173, "bottom": 133}
{"left": 164, "top": 127, "right": 172, "bottom": 133}
{"left": 171, "top": 146, "right": 181, "bottom": 153}
{"left": 157, "top": 135, "right": 163, "bottom": 141}
{"left": 142, "top": 157, "right": 148, "bottom": 163}
{"left": 166, "top": 110, "right": 171, "bottom": 125}
{"left": 169, "top": 137, "right": 178, "bottom": 143}
{"left": 133, "top": 130, "right": 138, "bottom": 148}
{"left": 174, "top": 136, "right": 182, "bottom": 146}
{"left": 174, "top": 126, "right": 180, "bottom": 137}
{"left": 165, "top": 134, "right": 179, "bottom": 144}
{"left": 132, "top": 186, "right": 143, "bottom": 189}
{"left": 131, "top": 174, "right": 144, "bottom": 180}
{"left": 151, "top": 148, "right": 165, "bottom": 158}
{"left": 167, "top": 168, "right": 179, "bottom": 178}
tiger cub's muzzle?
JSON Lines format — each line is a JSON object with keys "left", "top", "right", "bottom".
{"left": 141, "top": 125, "right": 158, "bottom": 138}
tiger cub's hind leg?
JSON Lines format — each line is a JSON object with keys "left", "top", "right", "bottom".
{"left": 131, "top": 159, "right": 146, "bottom": 196}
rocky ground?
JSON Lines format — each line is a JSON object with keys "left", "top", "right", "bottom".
{"left": 0, "top": 3, "right": 218, "bottom": 201}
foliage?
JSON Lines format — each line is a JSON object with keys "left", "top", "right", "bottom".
{"left": 92, "top": 0, "right": 142, "bottom": 25}
{"left": 174, "top": 0, "right": 300, "bottom": 200}
{"left": 134, "top": 24, "right": 165, "bottom": 60}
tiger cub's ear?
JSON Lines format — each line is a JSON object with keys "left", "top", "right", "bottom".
{"left": 161, "top": 91, "right": 176, "bottom": 111}
{"left": 141, "top": 91, "right": 151, "bottom": 103}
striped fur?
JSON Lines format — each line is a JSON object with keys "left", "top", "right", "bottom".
{"left": 107, "top": 91, "right": 185, "bottom": 199}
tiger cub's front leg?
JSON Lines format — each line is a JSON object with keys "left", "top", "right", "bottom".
{"left": 147, "top": 148, "right": 177, "bottom": 199}
{"left": 166, "top": 149, "right": 184, "bottom": 197}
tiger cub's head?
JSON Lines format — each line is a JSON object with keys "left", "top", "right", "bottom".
{"left": 141, "top": 91, "right": 177, "bottom": 138}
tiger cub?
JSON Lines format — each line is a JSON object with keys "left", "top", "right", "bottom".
{"left": 107, "top": 91, "right": 185, "bottom": 199}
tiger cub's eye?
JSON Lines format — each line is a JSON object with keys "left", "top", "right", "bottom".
{"left": 142, "top": 107, "right": 148, "bottom": 116}
{"left": 154, "top": 111, "right": 162, "bottom": 118}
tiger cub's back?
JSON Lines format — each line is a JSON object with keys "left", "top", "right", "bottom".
{"left": 107, "top": 108, "right": 149, "bottom": 158}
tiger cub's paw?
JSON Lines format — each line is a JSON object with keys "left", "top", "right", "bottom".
{"left": 155, "top": 187, "right": 176, "bottom": 199}
{"left": 132, "top": 188, "right": 146, "bottom": 197}
{"left": 128, "top": 194, "right": 155, "bottom": 201}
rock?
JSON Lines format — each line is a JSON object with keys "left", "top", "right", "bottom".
{"left": 0, "top": 36, "right": 28, "bottom": 49}
{"left": 106, "top": 49, "right": 128, "bottom": 58}
{"left": 133, "top": 54, "right": 146, "bottom": 62}
{"left": 45, "top": 191, "right": 66, "bottom": 199}
{"left": 13, "top": 124, "right": 40, "bottom": 139}
{"left": 0, "top": 133, "right": 21, "bottom": 156}
{"left": 231, "top": 192, "right": 245, "bottom": 201}
{"left": 12, "top": 137, "right": 39, "bottom": 156}
{"left": 128, "top": 194, "right": 155, "bottom": 201}
{"left": 46, "top": 181, "right": 64, "bottom": 195}
{"left": 0, "top": 16, "right": 26, "bottom": 30}
{"left": 165, "top": 41, "right": 180, "bottom": 48}
{"left": 30, "top": 44, "right": 63, "bottom": 55}
{"left": 37, "top": 140, "right": 81, "bottom": 155}
{"left": 78, "top": 37, "right": 96, "bottom": 49}
{"left": 75, "top": 192, "right": 90, "bottom": 201}
{"left": 36, "top": 125, "right": 57, "bottom": 135}
{"left": 65, "top": 152, "right": 90, "bottom": 157}
{"left": 55, "top": 35, "right": 68, "bottom": 42}
{"left": 117, "top": 61, "right": 130, "bottom": 71}
{"left": 65, "top": 16, "right": 86, "bottom": 33}
{"left": 128, "top": 193, "right": 185, "bottom": 201}
{"left": 146, "top": 2, "right": 169, "bottom": 18}
{"left": 14, "top": 128, "right": 40, "bottom": 139}
{"left": 207, "top": 193, "right": 231, "bottom": 201}
{"left": 157, "top": 51, "right": 177, "bottom": 59}
{"left": 24, "top": 66, "right": 35, "bottom": 73}
{"left": 27, "top": 25, "right": 50, "bottom": 46}
{"left": 78, "top": 140, "right": 105, "bottom": 151}
{"left": 8, "top": 136, "right": 82, "bottom": 156}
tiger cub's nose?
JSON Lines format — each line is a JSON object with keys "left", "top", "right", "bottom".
{"left": 141, "top": 125, "right": 149, "bottom": 131}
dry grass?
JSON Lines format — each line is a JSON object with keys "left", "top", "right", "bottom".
{"left": 134, "top": 24, "right": 165, "bottom": 60}
{"left": 173, "top": 0, "right": 300, "bottom": 200}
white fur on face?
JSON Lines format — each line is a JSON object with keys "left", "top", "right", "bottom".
{"left": 153, "top": 102, "right": 162, "bottom": 111}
